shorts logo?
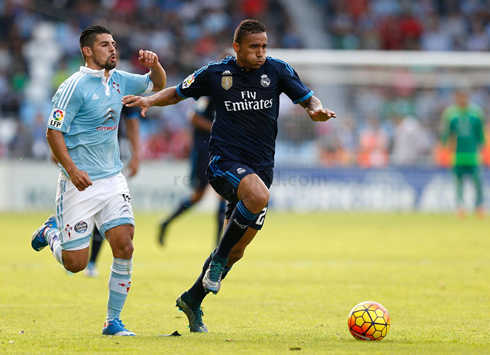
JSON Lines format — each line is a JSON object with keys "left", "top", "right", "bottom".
{"left": 74, "top": 221, "right": 88, "bottom": 233}
{"left": 221, "top": 71, "right": 233, "bottom": 90}
{"left": 64, "top": 224, "right": 73, "bottom": 238}
{"left": 48, "top": 108, "right": 66, "bottom": 128}
{"left": 260, "top": 74, "right": 271, "bottom": 87}
{"left": 182, "top": 73, "right": 195, "bottom": 89}
{"left": 237, "top": 168, "right": 246, "bottom": 174}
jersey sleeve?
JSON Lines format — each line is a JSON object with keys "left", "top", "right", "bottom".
{"left": 176, "top": 66, "right": 211, "bottom": 101}
{"left": 120, "top": 71, "right": 154, "bottom": 96}
{"left": 276, "top": 59, "right": 314, "bottom": 104}
{"left": 47, "top": 76, "right": 84, "bottom": 132}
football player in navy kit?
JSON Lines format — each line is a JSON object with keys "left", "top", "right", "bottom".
{"left": 122, "top": 19, "right": 336, "bottom": 332}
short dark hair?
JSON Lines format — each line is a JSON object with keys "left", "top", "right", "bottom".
{"left": 79, "top": 25, "right": 112, "bottom": 59}
{"left": 233, "top": 19, "right": 266, "bottom": 44}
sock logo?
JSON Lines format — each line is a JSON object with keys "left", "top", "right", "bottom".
{"left": 233, "top": 218, "right": 248, "bottom": 229}
{"left": 118, "top": 281, "right": 131, "bottom": 293}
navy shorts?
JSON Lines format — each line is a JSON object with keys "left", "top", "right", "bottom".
{"left": 189, "top": 145, "right": 210, "bottom": 189}
{"left": 206, "top": 156, "right": 273, "bottom": 230}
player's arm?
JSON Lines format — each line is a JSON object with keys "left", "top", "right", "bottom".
{"left": 138, "top": 50, "right": 166, "bottom": 91}
{"left": 122, "top": 86, "right": 184, "bottom": 117}
{"left": 476, "top": 114, "right": 485, "bottom": 147}
{"left": 125, "top": 118, "right": 140, "bottom": 177}
{"left": 299, "top": 95, "right": 336, "bottom": 122}
{"left": 46, "top": 128, "right": 92, "bottom": 191}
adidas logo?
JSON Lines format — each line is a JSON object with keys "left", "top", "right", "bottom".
{"left": 92, "top": 93, "right": 100, "bottom": 100}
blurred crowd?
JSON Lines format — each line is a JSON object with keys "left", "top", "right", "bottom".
{"left": 0, "top": 0, "right": 489, "bottom": 168}
{"left": 316, "top": 0, "right": 490, "bottom": 51}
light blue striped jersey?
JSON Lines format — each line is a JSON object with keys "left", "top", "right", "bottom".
{"left": 48, "top": 66, "right": 153, "bottom": 181}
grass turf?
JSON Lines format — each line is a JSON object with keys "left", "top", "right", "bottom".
{"left": 1, "top": 212, "right": 489, "bottom": 354}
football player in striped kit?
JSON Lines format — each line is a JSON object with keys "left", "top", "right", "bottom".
{"left": 30, "top": 25, "right": 166, "bottom": 336}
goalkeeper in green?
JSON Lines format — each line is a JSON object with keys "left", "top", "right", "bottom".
{"left": 441, "top": 90, "right": 485, "bottom": 218}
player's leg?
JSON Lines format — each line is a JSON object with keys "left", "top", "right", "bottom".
{"left": 31, "top": 176, "right": 95, "bottom": 272}
{"left": 102, "top": 224, "right": 135, "bottom": 336}
{"left": 203, "top": 173, "right": 268, "bottom": 294}
{"left": 177, "top": 223, "right": 262, "bottom": 332}
{"left": 454, "top": 166, "right": 465, "bottom": 217}
{"left": 216, "top": 198, "right": 226, "bottom": 246}
{"left": 98, "top": 173, "right": 136, "bottom": 336}
{"left": 158, "top": 148, "right": 208, "bottom": 245}
{"left": 158, "top": 188, "right": 205, "bottom": 245}
{"left": 471, "top": 166, "right": 485, "bottom": 217}
{"left": 85, "top": 227, "right": 103, "bottom": 277}
{"left": 31, "top": 214, "right": 92, "bottom": 272}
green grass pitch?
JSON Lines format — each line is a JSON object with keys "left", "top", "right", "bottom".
{"left": 1, "top": 212, "right": 489, "bottom": 354}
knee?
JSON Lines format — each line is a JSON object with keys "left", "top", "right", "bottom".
{"left": 246, "top": 188, "right": 269, "bottom": 212}
{"left": 121, "top": 243, "right": 134, "bottom": 258}
{"left": 113, "top": 242, "right": 134, "bottom": 259}
{"left": 64, "top": 260, "right": 86, "bottom": 273}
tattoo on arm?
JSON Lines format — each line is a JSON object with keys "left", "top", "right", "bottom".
{"left": 299, "top": 96, "right": 322, "bottom": 112}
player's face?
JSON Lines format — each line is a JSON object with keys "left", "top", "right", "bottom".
{"left": 89, "top": 34, "right": 117, "bottom": 71}
{"left": 234, "top": 32, "right": 267, "bottom": 71}
{"left": 455, "top": 91, "right": 469, "bottom": 107}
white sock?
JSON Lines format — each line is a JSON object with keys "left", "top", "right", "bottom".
{"left": 46, "top": 228, "right": 63, "bottom": 265}
{"left": 107, "top": 258, "right": 133, "bottom": 320}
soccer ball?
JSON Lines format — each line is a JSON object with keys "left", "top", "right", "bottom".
{"left": 347, "top": 301, "right": 390, "bottom": 341}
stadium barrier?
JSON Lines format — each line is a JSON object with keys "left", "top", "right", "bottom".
{"left": 1, "top": 161, "right": 487, "bottom": 212}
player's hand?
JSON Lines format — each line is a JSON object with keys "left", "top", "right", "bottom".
{"left": 138, "top": 50, "right": 159, "bottom": 69}
{"left": 69, "top": 168, "right": 93, "bottom": 191}
{"left": 122, "top": 95, "right": 150, "bottom": 117}
{"left": 127, "top": 156, "right": 140, "bottom": 178}
{"left": 309, "top": 108, "right": 336, "bottom": 122}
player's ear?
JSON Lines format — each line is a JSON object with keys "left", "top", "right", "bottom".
{"left": 83, "top": 46, "right": 93, "bottom": 58}
{"left": 233, "top": 42, "right": 240, "bottom": 54}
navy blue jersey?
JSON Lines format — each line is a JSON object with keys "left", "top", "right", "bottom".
{"left": 192, "top": 96, "right": 215, "bottom": 150}
{"left": 177, "top": 55, "right": 313, "bottom": 170}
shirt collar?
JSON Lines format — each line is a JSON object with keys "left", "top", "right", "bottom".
{"left": 79, "top": 66, "right": 116, "bottom": 78}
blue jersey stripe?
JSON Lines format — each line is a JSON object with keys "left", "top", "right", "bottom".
{"left": 176, "top": 86, "right": 189, "bottom": 99}
{"left": 193, "top": 56, "right": 233, "bottom": 80}
{"left": 209, "top": 156, "right": 240, "bottom": 188}
{"left": 268, "top": 57, "right": 294, "bottom": 76}
{"left": 58, "top": 72, "right": 82, "bottom": 108}
{"left": 293, "top": 90, "right": 314, "bottom": 104}
{"left": 224, "top": 172, "right": 239, "bottom": 188}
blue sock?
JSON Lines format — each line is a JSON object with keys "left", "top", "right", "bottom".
{"left": 215, "top": 201, "right": 257, "bottom": 260}
{"left": 188, "top": 251, "right": 214, "bottom": 306}
{"left": 107, "top": 258, "right": 132, "bottom": 320}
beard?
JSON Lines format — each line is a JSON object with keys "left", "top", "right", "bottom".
{"left": 95, "top": 55, "right": 116, "bottom": 70}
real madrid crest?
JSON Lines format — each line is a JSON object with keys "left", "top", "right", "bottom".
{"left": 260, "top": 74, "right": 271, "bottom": 87}
{"left": 221, "top": 70, "right": 233, "bottom": 90}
